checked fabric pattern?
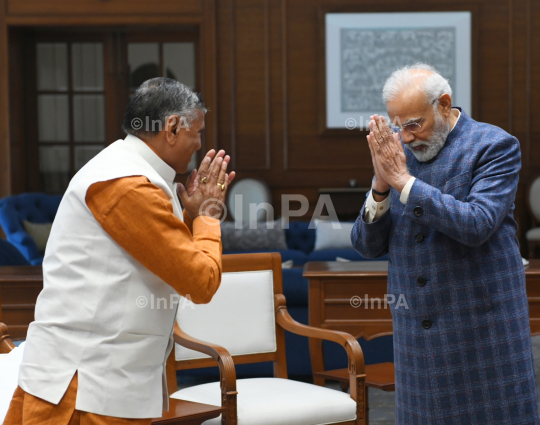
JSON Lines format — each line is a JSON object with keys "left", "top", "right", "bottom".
{"left": 351, "top": 109, "right": 540, "bottom": 424}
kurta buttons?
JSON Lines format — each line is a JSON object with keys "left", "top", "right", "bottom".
{"left": 422, "top": 319, "right": 432, "bottom": 329}
{"left": 417, "top": 276, "right": 426, "bottom": 286}
{"left": 414, "top": 207, "right": 423, "bottom": 217}
{"left": 415, "top": 233, "right": 424, "bottom": 243}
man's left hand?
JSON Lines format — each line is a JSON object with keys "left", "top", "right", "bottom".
{"left": 368, "top": 115, "right": 411, "bottom": 193}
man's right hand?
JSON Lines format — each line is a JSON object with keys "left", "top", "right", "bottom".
{"left": 177, "top": 149, "right": 236, "bottom": 221}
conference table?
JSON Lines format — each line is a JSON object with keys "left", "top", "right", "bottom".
{"left": 304, "top": 259, "right": 540, "bottom": 386}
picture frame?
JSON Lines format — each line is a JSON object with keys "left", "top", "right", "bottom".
{"left": 323, "top": 11, "right": 472, "bottom": 132}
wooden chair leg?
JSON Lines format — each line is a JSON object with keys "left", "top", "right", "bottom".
{"left": 353, "top": 376, "right": 368, "bottom": 425}
{"left": 222, "top": 394, "right": 237, "bottom": 425}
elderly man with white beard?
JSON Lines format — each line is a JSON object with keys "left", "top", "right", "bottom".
{"left": 351, "top": 63, "right": 540, "bottom": 424}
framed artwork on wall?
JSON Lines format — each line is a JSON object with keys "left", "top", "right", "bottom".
{"left": 324, "top": 11, "right": 472, "bottom": 131}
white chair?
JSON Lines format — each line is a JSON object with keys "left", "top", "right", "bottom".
{"left": 527, "top": 176, "right": 540, "bottom": 258}
{"left": 170, "top": 253, "right": 368, "bottom": 425}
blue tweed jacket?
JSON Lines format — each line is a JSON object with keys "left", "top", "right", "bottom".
{"left": 351, "top": 109, "right": 540, "bottom": 424}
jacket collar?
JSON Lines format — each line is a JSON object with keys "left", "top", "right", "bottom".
{"left": 446, "top": 107, "right": 468, "bottom": 143}
{"left": 123, "top": 134, "right": 176, "bottom": 185}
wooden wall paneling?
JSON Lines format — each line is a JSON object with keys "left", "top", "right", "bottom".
{"left": 201, "top": 0, "right": 218, "bottom": 152}
{"left": 262, "top": 0, "right": 271, "bottom": 169}
{"left": 509, "top": 0, "right": 528, "bottom": 156}
{"left": 507, "top": 0, "right": 514, "bottom": 136}
{"left": 287, "top": 1, "right": 350, "bottom": 172}
{"left": 529, "top": 0, "right": 540, "bottom": 175}
{"left": 6, "top": 0, "right": 203, "bottom": 17}
{"left": 0, "top": 0, "right": 538, "bottom": 254}
{"left": 519, "top": 0, "right": 538, "bottom": 254}
{"left": 231, "top": 0, "right": 271, "bottom": 170}
{"left": 476, "top": 1, "right": 510, "bottom": 129}
{"left": 280, "top": 0, "right": 288, "bottom": 171}
{"left": 215, "top": 0, "right": 234, "bottom": 164}
{"left": 5, "top": 16, "right": 204, "bottom": 27}
{"left": 524, "top": 0, "right": 539, "bottom": 255}
{"left": 0, "top": 0, "right": 10, "bottom": 200}
{"left": 508, "top": 0, "right": 531, "bottom": 250}
{"left": 268, "top": 0, "right": 285, "bottom": 173}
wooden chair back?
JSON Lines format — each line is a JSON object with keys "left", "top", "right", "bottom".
{"left": 174, "top": 253, "right": 288, "bottom": 378}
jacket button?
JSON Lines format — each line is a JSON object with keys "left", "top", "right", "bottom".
{"left": 417, "top": 276, "right": 426, "bottom": 286}
{"left": 415, "top": 233, "right": 424, "bottom": 243}
{"left": 422, "top": 319, "right": 432, "bottom": 329}
{"left": 414, "top": 207, "right": 423, "bottom": 217}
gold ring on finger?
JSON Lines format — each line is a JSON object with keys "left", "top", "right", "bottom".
{"left": 201, "top": 176, "right": 208, "bottom": 184}
{"left": 216, "top": 182, "right": 225, "bottom": 191}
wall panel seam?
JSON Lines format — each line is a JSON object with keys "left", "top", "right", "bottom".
{"left": 281, "top": 0, "right": 288, "bottom": 170}
{"left": 526, "top": 0, "right": 531, "bottom": 169}
{"left": 230, "top": 0, "right": 237, "bottom": 168}
{"left": 508, "top": 0, "right": 513, "bottom": 134}
{"left": 264, "top": 0, "right": 271, "bottom": 169}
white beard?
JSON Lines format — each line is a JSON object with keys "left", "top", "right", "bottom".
{"left": 405, "top": 109, "right": 450, "bottom": 162}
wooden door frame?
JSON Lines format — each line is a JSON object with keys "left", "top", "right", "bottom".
{"left": 0, "top": 0, "right": 217, "bottom": 198}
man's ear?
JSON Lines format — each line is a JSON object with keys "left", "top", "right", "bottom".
{"left": 438, "top": 94, "right": 452, "bottom": 118}
{"left": 165, "top": 115, "right": 180, "bottom": 145}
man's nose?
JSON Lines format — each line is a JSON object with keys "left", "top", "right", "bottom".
{"left": 400, "top": 131, "right": 416, "bottom": 144}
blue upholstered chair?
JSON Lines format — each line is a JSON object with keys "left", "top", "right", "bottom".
{"left": 0, "top": 194, "right": 62, "bottom": 265}
{"left": 0, "top": 239, "right": 30, "bottom": 266}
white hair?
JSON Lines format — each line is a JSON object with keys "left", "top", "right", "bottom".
{"left": 382, "top": 63, "right": 452, "bottom": 105}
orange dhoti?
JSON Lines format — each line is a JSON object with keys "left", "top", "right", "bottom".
{"left": 4, "top": 373, "right": 152, "bottom": 425}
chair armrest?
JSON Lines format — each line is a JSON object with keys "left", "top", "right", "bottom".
{"left": 0, "top": 322, "right": 16, "bottom": 353}
{"left": 275, "top": 294, "right": 365, "bottom": 371}
{"left": 173, "top": 323, "right": 238, "bottom": 423}
{"left": 274, "top": 294, "right": 367, "bottom": 419}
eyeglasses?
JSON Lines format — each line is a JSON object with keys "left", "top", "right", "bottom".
{"left": 389, "top": 98, "right": 438, "bottom": 134}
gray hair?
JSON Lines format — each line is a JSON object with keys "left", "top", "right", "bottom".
{"left": 122, "top": 77, "right": 207, "bottom": 138}
{"left": 382, "top": 63, "right": 452, "bottom": 105}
